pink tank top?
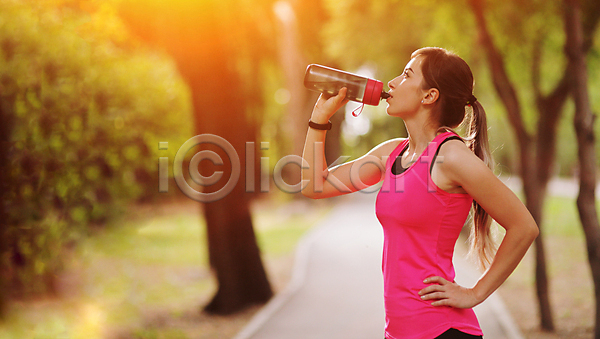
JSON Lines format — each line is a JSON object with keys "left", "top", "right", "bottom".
{"left": 375, "top": 132, "right": 483, "bottom": 339}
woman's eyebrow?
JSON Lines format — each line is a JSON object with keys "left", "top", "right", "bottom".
{"left": 406, "top": 68, "right": 414, "bottom": 74}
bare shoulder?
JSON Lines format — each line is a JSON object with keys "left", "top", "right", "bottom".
{"left": 437, "top": 138, "right": 475, "bottom": 161}
{"left": 436, "top": 138, "right": 491, "bottom": 184}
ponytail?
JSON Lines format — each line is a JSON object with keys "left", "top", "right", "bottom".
{"left": 412, "top": 47, "right": 497, "bottom": 269}
{"left": 466, "top": 101, "right": 496, "bottom": 270}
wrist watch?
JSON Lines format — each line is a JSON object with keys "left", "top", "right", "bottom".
{"left": 308, "top": 120, "right": 332, "bottom": 130}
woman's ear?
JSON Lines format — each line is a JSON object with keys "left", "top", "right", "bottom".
{"left": 422, "top": 88, "right": 439, "bottom": 105}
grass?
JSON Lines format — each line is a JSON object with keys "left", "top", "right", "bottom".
{"left": 0, "top": 197, "right": 331, "bottom": 339}
{"left": 256, "top": 213, "right": 326, "bottom": 256}
{"left": 3, "top": 192, "right": 591, "bottom": 338}
{"left": 542, "top": 196, "right": 586, "bottom": 237}
{"left": 498, "top": 195, "right": 598, "bottom": 338}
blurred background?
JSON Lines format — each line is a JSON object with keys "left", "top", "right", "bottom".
{"left": 0, "top": 0, "right": 599, "bottom": 338}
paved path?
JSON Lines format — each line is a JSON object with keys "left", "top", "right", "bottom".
{"left": 234, "top": 192, "right": 523, "bottom": 339}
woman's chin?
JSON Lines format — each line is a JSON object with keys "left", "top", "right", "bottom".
{"left": 385, "top": 105, "right": 394, "bottom": 116}
{"left": 385, "top": 107, "right": 400, "bottom": 117}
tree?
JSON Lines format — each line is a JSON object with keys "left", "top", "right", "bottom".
{"left": 0, "top": 69, "right": 14, "bottom": 319}
{"left": 564, "top": 0, "right": 600, "bottom": 336}
{"left": 468, "top": 0, "right": 554, "bottom": 329}
{"left": 118, "top": 0, "right": 276, "bottom": 314}
{"left": 294, "top": 0, "right": 347, "bottom": 167}
{"left": 468, "top": 0, "right": 600, "bottom": 330}
{"left": 272, "top": 0, "right": 344, "bottom": 181}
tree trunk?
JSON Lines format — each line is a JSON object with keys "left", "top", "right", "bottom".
{"left": 531, "top": 45, "right": 573, "bottom": 332}
{"left": 468, "top": 0, "right": 555, "bottom": 330}
{"left": 183, "top": 29, "right": 273, "bottom": 315}
{"left": 274, "top": 0, "right": 311, "bottom": 187}
{"left": 118, "top": 3, "right": 274, "bottom": 315}
{"left": 189, "top": 88, "right": 274, "bottom": 315}
{"left": 203, "top": 195, "right": 273, "bottom": 314}
{"left": 274, "top": 1, "right": 344, "bottom": 181}
{"left": 520, "top": 139, "right": 555, "bottom": 331}
{"left": 564, "top": 0, "right": 600, "bottom": 336}
{"left": 0, "top": 93, "right": 13, "bottom": 319}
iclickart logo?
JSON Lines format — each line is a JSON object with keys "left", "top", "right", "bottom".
{"left": 158, "top": 134, "right": 443, "bottom": 202}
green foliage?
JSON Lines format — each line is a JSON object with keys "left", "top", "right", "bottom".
{"left": 321, "top": 0, "right": 483, "bottom": 159}
{"left": 118, "top": 0, "right": 278, "bottom": 127}
{"left": 0, "top": 0, "right": 192, "bottom": 296}
{"left": 322, "top": 0, "right": 478, "bottom": 76}
{"left": 320, "top": 0, "right": 600, "bottom": 175}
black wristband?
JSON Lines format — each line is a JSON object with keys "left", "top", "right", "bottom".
{"left": 308, "top": 120, "right": 332, "bottom": 130}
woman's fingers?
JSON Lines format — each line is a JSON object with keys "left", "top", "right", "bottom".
{"left": 420, "top": 291, "right": 446, "bottom": 301}
{"left": 418, "top": 276, "right": 480, "bottom": 309}
{"left": 334, "top": 87, "right": 348, "bottom": 104}
{"left": 419, "top": 284, "right": 443, "bottom": 296}
{"left": 314, "top": 87, "right": 348, "bottom": 121}
{"left": 423, "top": 276, "right": 448, "bottom": 285}
{"left": 419, "top": 276, "right": 449, "bottom": 301}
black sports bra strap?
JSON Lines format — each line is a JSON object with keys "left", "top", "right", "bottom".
{"left": 391, "top": 143, "right": 410, "bottom": 175}
{"left": 430, "top": 136, "right": 463, "bottom": 174}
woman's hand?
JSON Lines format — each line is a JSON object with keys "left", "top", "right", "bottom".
{"left": 311, "top": 87, "right": 349, "bottom": 124}
{"left": 418, "top": 276, "right": 482, "bottom": 309}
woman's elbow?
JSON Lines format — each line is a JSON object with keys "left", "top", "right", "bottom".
{"left": 506, "top": 218, "right": 538, "bottom": 247}
{"left": 526, "top": 221, "right": 540, "bottom": 243}
{"left": 516, "top": 212, "right": 539, "bottom": 243}
{"left": 300, "top": 177, "right": 326, "bottom": 199}
{"left": 301, "top": 190, "right": 317, "bottom": 199}
{"left": 301, "top": 190, "right": 325, "bottom": 200}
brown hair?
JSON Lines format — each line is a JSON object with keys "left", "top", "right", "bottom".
{"left": 411, "top": 47, "right": 496, "bottom": 269}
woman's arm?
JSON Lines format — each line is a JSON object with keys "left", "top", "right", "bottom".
{"left": 301, "top": 88, "right": 400, "bottom": 199}
{"left": 419, "top": 140, "right": 539, "bottom": 308}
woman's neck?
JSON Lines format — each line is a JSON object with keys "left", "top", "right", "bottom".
{"left": 403, "top": 116, "right": 438, "bottom": 156}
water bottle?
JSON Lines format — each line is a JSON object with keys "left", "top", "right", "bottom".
{"left": 303, "top": 64, "right": 390, "bottom": 106}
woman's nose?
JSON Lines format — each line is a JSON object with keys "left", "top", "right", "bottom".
{"left": 388, "top": 77, "right": 398, "bottom": 89}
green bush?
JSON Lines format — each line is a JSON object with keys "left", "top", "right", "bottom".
{"left": 0, "top": 0, "right": 192, "bottom": 296}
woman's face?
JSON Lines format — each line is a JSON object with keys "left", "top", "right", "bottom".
{"left": 385, "top": 56, "right": 428, "bottom": 118}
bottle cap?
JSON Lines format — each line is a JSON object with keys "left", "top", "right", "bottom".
{"left": 364, "top": 79, "right": 384, "bottom": 105}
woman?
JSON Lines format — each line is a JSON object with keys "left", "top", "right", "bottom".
{"left": 301, "top": 47, "right": 539, "bottom": 339}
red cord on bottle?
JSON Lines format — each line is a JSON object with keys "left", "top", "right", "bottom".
{"left": 352, "top": 104, "right": 365, "bottom": 117}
